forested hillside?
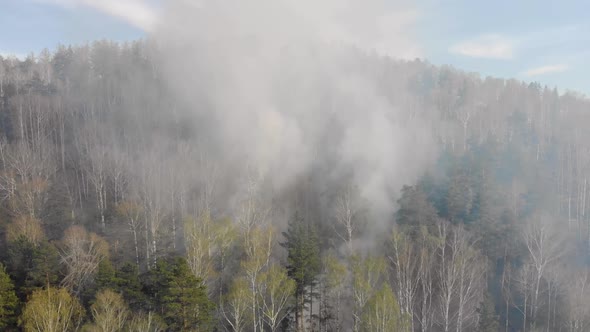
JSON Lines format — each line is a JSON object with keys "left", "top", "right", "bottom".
{"left": 0, "top": 40, "right": 589, "bottom": 331}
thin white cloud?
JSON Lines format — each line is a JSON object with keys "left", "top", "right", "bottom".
{"left": 523, "top": 64, "right": 569, "bottom": 77}
{"left": 449, "top": 34, "right": 514, "bottom": 60}
{"left": 34, "top": 0, "right": 158, "bottom": 31}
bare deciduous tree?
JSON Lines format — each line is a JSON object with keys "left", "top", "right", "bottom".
{"left": 521, "top": 215, "right": 567, "bottom": 328}
{"left": 221, "top": 277, "right": 250, "bottom": 332}
{"left": 127, "top": 311, "right": 165, "bottom": 332}
{"left": 59, "top": 225, "right": 109, "bottom": 295}
{"left": 5, "top": 215, "right": 45, "bottom": 246}
{"left": 184, "top": 213, "right": 216, "bottom": 293}
{"left": 350, "top": 255, "right": 387, "bottom": 332}
{"left": 435, "top": 222, "right": 487, "bottom": 332}
{"left": 0, "top": 140, "right": 56, "bottom": 219}
{"left": 334, "top": 184, "right": 364, "bottom": 254}
{"left": 21, "top": 287, "right": 85, "bottom": 332}
{"left": 136, "top": 151, "right": 169, "bottom": 269}
{"left": 242, "top": 226, "right": 274, "bottom": 332}
{"left": 388, "top": 228, "right": 419, "bottom": 331}
{"left": 257, "top": 265, "right": 296, "bottom": 332}
{"left": 416, "top": 227, "right": 437, "bottom": 332}
{"left": 116, "top": 199, "right": 143, "bottom": 269}
{"left": 563, "top": 267, "right": 590, "bottom": 332}
{"left": 87, "top": 289, "right": 129, "bottom": 332}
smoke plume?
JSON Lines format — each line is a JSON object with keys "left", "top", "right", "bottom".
{"left": 152, "top": 0, "right": 438, "bottom": 230}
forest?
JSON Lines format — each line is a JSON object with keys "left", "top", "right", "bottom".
{"left": 0, "top": 35, "right": 589, "bottom": 332}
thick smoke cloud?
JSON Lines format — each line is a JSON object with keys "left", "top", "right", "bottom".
{"left": 152, "top": 0, "right": 437, "bottom": 229}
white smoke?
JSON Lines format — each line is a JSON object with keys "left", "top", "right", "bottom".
{"left": 153, "top": 0, "right": 437, "bottom": 227}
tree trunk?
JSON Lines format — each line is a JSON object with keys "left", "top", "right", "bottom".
{"left": 145, "top": 220, "right": 150, "bottom": 270}
{"left": 132, "top": 228, "right": 139, "bottom": 269}
{"left": 297, "top": 292, "right": 304, "bottom": 332}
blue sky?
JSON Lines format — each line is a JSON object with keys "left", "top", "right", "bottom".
{"left": 418, "top": 0, "right": 590, "bottom": 95}
{"left": 0, "top": 1, "right": 146, "bottom": 54}
{"left": 0, "top": 0, "right": 588, "bottom": 95}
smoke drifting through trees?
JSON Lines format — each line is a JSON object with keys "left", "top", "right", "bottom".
{"left": 1, "top": 0, "right": 590, "bottom": 331}
{"left": 153, "top": 0, "right": 438, "bottom": 233}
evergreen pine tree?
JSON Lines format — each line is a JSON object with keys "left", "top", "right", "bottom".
{"left": 0, "top": 263, "right": 18, "bottom": 329}
{"left": 144, "top": 257, "right": 214, "bottom": 331}
{"left": 280, "top": 212, "right": 321, "bottom": 331}
{"left": 477, "top": 293, "right": 499, "bottom": 332}
{"left": 6, "top": 237, "right": 60, "bottom": 298}
{"left": 116, "top": 263, "right": 145, "bottom": 311}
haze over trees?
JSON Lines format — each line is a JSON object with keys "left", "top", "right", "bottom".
{"left": 0, "top": 2, "right": 590, "bottom": 332}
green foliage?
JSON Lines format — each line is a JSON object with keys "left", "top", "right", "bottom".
{"left": 21, "top": 287, "right": 85, "bottom": 332}
{"left": 350, "top": 254, "right": 387, "bottom": 322}
{"left": 82, "top": 258, "right": 118, "bottom": 306}
{"left": 94, "top": 259, "right": 117, "bottom": 290}
{"left": 1, "top": 38, "right": 589, "bottom": 332}
{"left": 257, "top": 265, "right": 296, "bottom": 331}
{"left": 222, "top": 277, "right": 250, "bottom": 332}
{"left": 281, "top": 213, "right": 321, "bottom": 295}
{"left": 126, "top": 311, "right": 166, "bottom": 332}
{"left": 477, "top": 293, "right": 500, "bottom": 332}
{"left": 144, "top": 257, "right": 214, "bottom": 331}
{"left": 86, "top": 260, "right": 146, "bottom": 311}
{"left": 361, "top": 284, "right": 409, "bottom": 332}
{"left": 0, "top": 263, "right": 18, "bottom": 329}
{"left": 396, "top": 185, "right": 439, "bottom": 234}
{"left": 115, "top": 263, "right": 145, "bottom": 311}
{"left": 280, "top": 212, "right": 321, "bottom": 329}
{"left": 6, "top": 237, "right": 60, "bottom": 298}
{"left": 84, "top": 289, "right": 129, "bottom": 332}
{"left": 324, "top": 253, "right": 347, "bottom": 292}
{"left": 446, "top": 169, "right": 475, "bottom": 223}
{"left": 320, "top": 253, "right": 347, "bottom": 330}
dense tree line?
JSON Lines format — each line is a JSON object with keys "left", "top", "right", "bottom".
{"left": 0, "top": 40, "right": 589, "bottom": 331}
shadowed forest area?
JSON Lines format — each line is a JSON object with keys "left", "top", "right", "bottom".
{"left": 0, "top": 40, "right": 589, "bottom": 331}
